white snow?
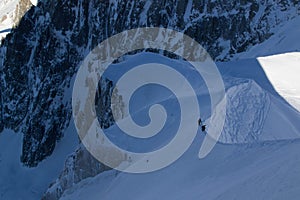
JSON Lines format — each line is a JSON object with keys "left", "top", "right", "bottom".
{"left": 258, "top": 52, "right": 300, "bottom": 112}
{"left": 30, "top": 0, "right": 37, "bottom": 6}
{"left": 60, "top": 138, "right": 300, "bottom": 200}
{"left": 60, "top": 52, "right": 300, "bottom": 200}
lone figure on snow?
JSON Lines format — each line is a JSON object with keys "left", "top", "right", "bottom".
{"left": 198, "top": 118, "right": 206, "bottom": 132}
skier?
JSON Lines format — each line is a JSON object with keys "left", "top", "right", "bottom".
{"left": 198, "top": 118, "right": 202, "bottom": 126}
{"left": 201, "top": 124, "right": 206, "bottom": 132}
{"left": 198, "top": 118, "right": 206, "bottom": 132}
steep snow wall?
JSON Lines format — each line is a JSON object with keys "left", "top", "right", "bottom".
{"left": 218, "top": 79, "right": 271, "bottom": 143}
{"left": 217, "top": 78, "right": 300, "bottom": 144}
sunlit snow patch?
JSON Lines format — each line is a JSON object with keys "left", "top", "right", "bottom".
{"left": 258, "top": 52, "right": 300, "bottom": 112}
{"left": 30, "top": 0, "right": 37, "bottom": 6}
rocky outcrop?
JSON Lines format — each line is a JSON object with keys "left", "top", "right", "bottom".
{"left": 96, "top": 78, "right": 125, "bottom": 129}
{"left": 13, "top": 0, "right": 33, "bottom": 27}
{"left": 0, "top": 0, "right": 33, "bottom": 40}
{"left": 42, "top": 145, "right": 111, "bottom": 200}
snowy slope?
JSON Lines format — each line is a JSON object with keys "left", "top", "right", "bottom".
{"left": 58, "top": 52, "right": 300, "bottom": 200}
{"left": 60, "top": 139, "right": 300, "bottom": 200}
{"left": 217, "top": 53, "right": 300, "bottom": 143}
{"left": 235, "top": 15, "right": 300, "bottom": 59}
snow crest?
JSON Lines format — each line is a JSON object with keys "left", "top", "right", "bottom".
{"left": 219, "top": 79, "right": 270, "bottom": 143}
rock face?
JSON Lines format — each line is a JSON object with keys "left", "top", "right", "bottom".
{"left": 13, "top": 0, "right": 33, "bottom": 27}
{"left": 42, "top": 145, "right": 111, "bottom": 200}
{"left": 96, "top": 78, "right": 125, "bottom": 129}
{"left": 0, "top": 0, "right": 299, "bottom": 168}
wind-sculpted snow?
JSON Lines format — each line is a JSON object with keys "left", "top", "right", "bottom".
{"left": 218, "top": 79, "right": 271, "bottom": 143}
{"left": 217, "top": 54, "right": 300, "bottom": 144}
